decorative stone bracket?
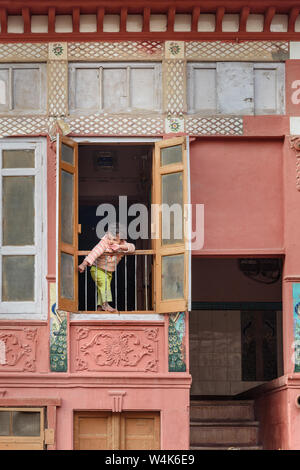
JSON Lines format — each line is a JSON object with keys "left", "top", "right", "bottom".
{"left": 108, "top": 391, "right": 127, "bottom": 413}
{"left": 290, "top": 136, "right": 300, "bottom": 191}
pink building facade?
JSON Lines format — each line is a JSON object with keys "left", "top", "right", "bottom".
{"left": 0, "top": 0, "right": 300, "bottom": 450}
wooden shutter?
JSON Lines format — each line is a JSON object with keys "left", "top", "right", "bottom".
{"left": 74, "top": 412, "right": 113, "bottom": 450}
{"left": 74, "top": 411, "right": 160, "bottom": 450}
{"left": 217, "top": 62, "right": 254, "bottom": 115}
{"left": 153, "top": 137, "right": 191, "bottom": 314}
{"left": 57, "top": 135, "right": 78, "bottom": 312}
{"left": 120, "top": 412, "right": 160, "bottom": 450}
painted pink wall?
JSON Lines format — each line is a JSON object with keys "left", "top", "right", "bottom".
{"left": 255, "top": 380, "right": 290, "bottom": 450}
{"left": 0, "top": 377, "right": 191, "bottom": 450}
{"left": 190, "top": 138, "right": 284, "bottom": 255}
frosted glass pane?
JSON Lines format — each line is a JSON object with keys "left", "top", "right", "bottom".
{"left": 12, "top": 411, "right": 40, "bottom": 436}
{"left": 162, "top": 172, "right": 183, "bottom": 245}
{"left": 61, "top": 252, "right": 74, "bottom": 300}
{"left": 161, "top": 145, "right": 182, "bottom": 166}
{"left": 61, "top": 143, "right": 74, "bottom": 165}
{"left": 162, "top": 254, "right": 184, "bottom": 300}
{"left": 3, "top": 149, "right": 35, "bottom": 168}
{"left": 61, "top": 170, "right": 74, "bottom": 245}
{"left": 3, "top": 176, "right": 34, "bottom": 246}
{"left": 2, "top": 255, "right": 35, "bottom": 301}
{"left": 0, "top": 411, "right": 10, "bottom": 435}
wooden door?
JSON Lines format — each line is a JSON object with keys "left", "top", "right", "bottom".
{"left": 74, "top": 411, "right": 160, "bottom": 450}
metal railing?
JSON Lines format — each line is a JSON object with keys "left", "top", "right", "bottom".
{"left": 78, "top": 250, "right": 154, "bottom": 313}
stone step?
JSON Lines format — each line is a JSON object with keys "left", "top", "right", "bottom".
{"left": 190, "top": 421, "right": 260, "bottom": 446}
{"left": 190, "top": 400, "right": 255, "bottom": 422}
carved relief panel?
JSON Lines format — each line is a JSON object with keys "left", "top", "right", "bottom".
{"left": 71, "top": 325, "right": 164, "bottom": 373}
{"left": 0, "top": 327, "right": 38, "bottom": 372}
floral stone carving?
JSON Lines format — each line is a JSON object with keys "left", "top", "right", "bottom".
{"left": 0, "top": 328, "right": 37, "bottom": 372}
{"left": 74, "top": 327, "right": 160, "bottom": 373}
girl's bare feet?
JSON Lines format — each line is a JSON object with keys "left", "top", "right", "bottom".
{"left": 101, "top": 302, "right": 118, "bottom": 313}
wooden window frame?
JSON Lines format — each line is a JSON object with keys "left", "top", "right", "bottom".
{"left": 68, "top": 62, "right": 162, "bottom": 115}
{"left": 0, "top": 407, "right": 45, "bottom": 449}
{"left": 0, "top": 140, "right": 46, "bottom": 316}
{"left": 0, "top": 63, "right": 47, "bottom": 115}
{"left": 153, "top": 136, "right": 190, "bottom": 314}
{"left": 187, "top": 61, "right": 285, "bottom": 116}
{"left": 57, "top": 136, "right": 190, "bottom": 314}
{"left": 57, "top": 135, "right": 79, "bottom": 312}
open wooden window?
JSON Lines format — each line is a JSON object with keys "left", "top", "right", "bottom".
{"left": 57, "top": 135, "right": 78, "bottom": 312}
{"left": 57, "top": 136, "right": 191, "bottom": 314}
{"left": 153, "top": 137, "right": 191, "bottom": 314}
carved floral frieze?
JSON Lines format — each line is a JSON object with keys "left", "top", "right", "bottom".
{"left": 0, "top": 328, "right": 37, "bottom": 372}
{"left": 73, "top": 326, "right": 161, "bottom": 373}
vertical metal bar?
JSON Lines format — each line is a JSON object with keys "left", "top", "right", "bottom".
{"left": 145, "top": 255, "right": 148, "bottom": 311}
{"left": 134, "top": 254, "right": 137, "bottom": 311}
{"left": 105, "top": 255, "right": 108, "bottom": 302}
{"left": 115, "top": 255, "right": 118, "bottom": 312}
{"left": 125, "top": 255, "right": 127, "bottom": 311}
{"left": 85, "top": 260, "right": 87, "bottom": 311}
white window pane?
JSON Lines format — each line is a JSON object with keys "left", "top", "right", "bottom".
{"left": 2, "top": 255, "right": 35, "bottom": 301}
{"left": 130, "top": 68, "right": 155, "bottom": 110}
{"left": 74, "top": 68, "right": 99, "bottom": 110}
{"left": 3, "top": 176, "right": 35, "bottom": 246}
